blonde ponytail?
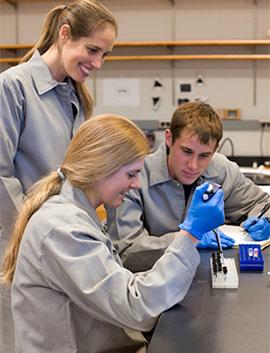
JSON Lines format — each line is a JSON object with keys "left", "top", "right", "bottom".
{"left": 1, "top": 172, "right": 63, "bottom": 284}
{"left": 1, "top": 113, "right": 149, "bottom": 284}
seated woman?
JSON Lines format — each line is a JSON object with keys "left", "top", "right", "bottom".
{"left": 1, "top": 114, "right": 224, "bottom": 353}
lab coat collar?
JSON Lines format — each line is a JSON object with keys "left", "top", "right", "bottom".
{"left": 28, "top": 50, "right": 75, "bottom": 96}
{"left": 148, "top": 143, "right": 172, "bottom": 187}
{"left": 60, "top": 180, "right": 103, "bottom": 231}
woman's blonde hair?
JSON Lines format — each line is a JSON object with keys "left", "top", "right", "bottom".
{"left": 20, "top": 0, "right": 118, "bottom": 118}
{"left": 1, "top": 114, "right": 149, "bottom": 284}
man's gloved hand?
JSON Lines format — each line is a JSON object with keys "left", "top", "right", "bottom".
{"left": 197, "top": 229, "right": 235, "bottom": 249}
{"left": 243, "top": 217, "right": 270, "bottom": 241}
{"left": 179, "top": 182, "right": 225, "bottom": 240}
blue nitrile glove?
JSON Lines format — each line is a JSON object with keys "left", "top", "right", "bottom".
{"left": 243, "top": 217, "right": 270, "bottom": 241}
{"left": 179, "top": 182, "right": 225, "bottom": 240}
{"left": 197, "top": 229, "right": 235, "bottom": 249}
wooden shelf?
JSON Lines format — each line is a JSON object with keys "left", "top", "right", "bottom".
{"left": 114, "top": 40, "right": 270, "bottom": 47}
{"left": 0, "top": 44, "right": 33, "bottom": 50}
{"left": 0, "top": 58, "right": 20, "bottom": 63}
{"left": 1, "top": 40, "right": 269, "bottom": 49}
{"left": 1, "top": 0, "right": 42, "bottom": 4}
{"left": 106, "top": 54, "right": 270, "bottom": 61}
{"left": 1, "top": 55, "right": 269, "bottom": 64}
{"left": 1, "top": 40, "right": 270, "bottom": 64}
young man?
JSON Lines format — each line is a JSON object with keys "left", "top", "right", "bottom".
{"left": 107, "top": 102, "right": 270, "bottom": 272}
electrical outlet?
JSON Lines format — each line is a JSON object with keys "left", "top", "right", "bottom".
{"left": 260, "top": 121, "right": 270, "bottom": 128}
{"left": 159, "top": 121, "right": 170, "bottom": 128}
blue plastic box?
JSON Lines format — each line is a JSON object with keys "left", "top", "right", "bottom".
{"left": 239, "top": 244, "right": 264, "bottom": 272}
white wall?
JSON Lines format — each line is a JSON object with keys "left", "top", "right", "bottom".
{"left": 1, "top": 0, "right": 270, "bottom": 157}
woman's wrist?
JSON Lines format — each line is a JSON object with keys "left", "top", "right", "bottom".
{"left": 177, "top": 229, "right": 198, "bottom": 244}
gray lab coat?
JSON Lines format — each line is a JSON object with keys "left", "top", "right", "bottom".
{"left": 0, "top": 50, "right": 85, "bottom": 353}
{"left": 0, "top": 50, "right": 84, "bottom": 236}
{"left": 11, "top": 181, "right": 199, "bottom": 353}
{"left": 107, "top": 143, "right": 270, "bottom": 272}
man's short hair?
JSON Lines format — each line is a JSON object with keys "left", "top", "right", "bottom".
{"left": 170, "top": 101, "right": 223, "bottom": 146}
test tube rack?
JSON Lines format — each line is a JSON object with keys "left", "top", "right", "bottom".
{"left": 210, "top": 252, "right": 239, "bottom": 289}
{"left": 239, "top": 244, "right": 264, "bottom": 272}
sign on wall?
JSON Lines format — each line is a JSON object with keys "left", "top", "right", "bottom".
{"left": 103, "top": 78, "right": 140, "bottom": 107}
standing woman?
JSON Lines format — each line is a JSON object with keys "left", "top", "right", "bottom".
{"left": 1, "top": 115, "right": 224, "bottom": 353}
{"left": 0, "top": 1, "right": 117, "bottom": 352}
